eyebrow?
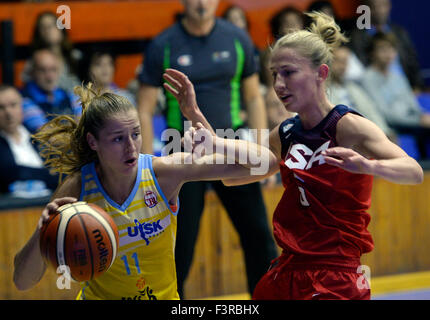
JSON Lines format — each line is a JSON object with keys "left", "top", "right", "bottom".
{"left": 109, "top": 125, "right": 140, "bottom": 135}
{"left": 269, "top": 64, "right": 296, "bottom": 71}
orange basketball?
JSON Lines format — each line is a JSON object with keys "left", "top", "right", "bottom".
{"left": 39, "top": 201, "right": 119, "bottom": 282}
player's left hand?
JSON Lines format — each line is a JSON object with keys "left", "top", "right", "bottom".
{"left": 322, "top": 147, "right": 372, "bottom": 175}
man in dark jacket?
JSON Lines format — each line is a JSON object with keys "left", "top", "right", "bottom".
{"left": 0, "top": 85, "right": 58, "bottom": 194}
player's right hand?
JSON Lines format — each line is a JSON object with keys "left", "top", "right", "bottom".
{"left": 162, "top": 68, "right": 199, "bottom": 119}
{"left": 38, "top": 197, "right": 77, "bottom": 229}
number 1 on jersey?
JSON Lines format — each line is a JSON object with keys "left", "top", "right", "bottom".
{"left": 298, "top": 186, "right": 310, "bottom": 206}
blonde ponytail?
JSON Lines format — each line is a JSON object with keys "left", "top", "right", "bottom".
{"left": 32, "top": 82, "right": 134, "bottom": 178}
{"left": 272, "top": 11, "right": 348, "bottom": 68}
{"left": 307, "top": 11, "right": 348, "bottom": 51}
{"left": 74, "top": 82, "right": 101, "bottom": 113}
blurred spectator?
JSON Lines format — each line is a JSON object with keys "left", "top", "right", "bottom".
{"left": 0, "top": 85, "right": 58, "bottom": 196}
{"left": 269, "top": 6, "right": 305, "bottom": 41}
{"left": 82, "top": 49, "right": 136, "bottom": 105}
{"left": 306, "top": 1, "right": 365, "bottom": 82}
{"left": 306, "top": 0, "right": 355, "bottom": 33}
{"left": 22, "top": 11, "right": 81, "bottom": 92}
{"left": 260, "top": 6, "right": 303, "bottom": 129}
{"left": 21, "top": 48, "right": 81, "bottom": 133}
{"left": 260, "top": 6, "right": 304, "bottom": 88}
{"left": 222, "top": 5, "right": 260, "bottom": 69}
{"left": 360, "top": 32, "right": 430, "bottom": 158}
{"left": 222, "top": 5, "right": 260, "bottom": 126}
{"left": 329, "top": 45, "right": 393, "bottom": 137}
{"left": 349, "top": 0, "right": 424, "bottom": 90}
{"left": 361, "top": 32, "right": 430, "bottom": 128}
{"left": 222, "top": 4, "right": 248, "bottom": 31}
{"left": 307, "top": 0, "right": 335, "bottom": 17}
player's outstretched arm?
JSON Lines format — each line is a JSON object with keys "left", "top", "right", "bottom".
{"left": 153, "top": 124, "right": 278, "bottom": 201}
{"left": 162, "top": 68, "right": 282, "bottom": 186}
{"left": 323, "top": 113, "right": 423, "bottom": 185}
{"left": 13, "top": 173, "right": 80, "bottom": 291}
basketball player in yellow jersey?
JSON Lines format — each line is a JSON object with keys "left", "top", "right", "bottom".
{"left": 13, "top": 83, "right": 277, "bottom": 300}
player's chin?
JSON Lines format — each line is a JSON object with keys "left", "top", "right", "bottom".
{"left": 282, "top": 99, "right": 299, "bottom": 113}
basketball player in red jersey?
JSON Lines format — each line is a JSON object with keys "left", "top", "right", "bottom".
{"left": 162, "top": 11, "right": 423, "bottom": 300}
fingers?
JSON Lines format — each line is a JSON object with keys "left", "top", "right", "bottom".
{"left": 163, "top": 73, "right": 182, "bottom": 90}
{"left": 164, "top": 68, "right": 188, "bottom": 85}
{"left": 39, "top": 197, "right": 77, "bottom": 229}
{"left": 323, "top": 156, "right": 344, "bottom": 168}
{"left": 163, "top": 69, "right": 188, "bottom": 91}
{"left": 163, "top": 82, "right": 179, "bottom": 98}
{"left": 322, "top": 147, "right": 352, "bottom": 168}
{"left": 164, "top": 69, "right": 195, "bottom": 93}
{"left": 183, "top": 126, "right": 195, "bottom": 152}
{"left": 322, "top": 147, "right": 356, "bottom": 158}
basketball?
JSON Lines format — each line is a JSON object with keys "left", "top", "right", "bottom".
{"left": 39, "top": 201, "right": 119, "bottom": 282}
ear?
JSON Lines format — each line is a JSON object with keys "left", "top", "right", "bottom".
{"left": 317, "top": 64, "right": 330, "bottom": 82}
{"left": 86, "top": 132, "right": 98, "bottom": 151}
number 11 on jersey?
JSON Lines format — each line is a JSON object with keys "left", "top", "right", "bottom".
{"left": 121, "top": 252, "right": 141, "bottom": 275}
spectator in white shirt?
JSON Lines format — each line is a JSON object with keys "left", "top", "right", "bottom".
{"left": 0, "top": 85, "right": 58, "bottom": 196}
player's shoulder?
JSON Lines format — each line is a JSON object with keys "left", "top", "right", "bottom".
{"left": 336, "top": 109, "right": 385, "bottom": 148}
{"left": 52, "top": 171, "right": 82, "bottom": 200}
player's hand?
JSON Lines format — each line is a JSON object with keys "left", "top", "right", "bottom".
{"left": 38, "top": 197, "right": 77, "bottom": 229}
{"left": 163, "top": 68, "right": 199, "bottom": 120}
{"left": 184, "top": 122, "right": 216, "bottom": 161}
{"left": 322, "top": 147, "right": 372, "bottom": 174}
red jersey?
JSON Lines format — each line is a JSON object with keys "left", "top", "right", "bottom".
{"left": 274, "top": 105, "right": 374, "bottom": 263}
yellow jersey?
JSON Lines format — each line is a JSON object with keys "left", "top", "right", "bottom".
{"left": 76, "top": 154, "right": 179, "bottom": 300}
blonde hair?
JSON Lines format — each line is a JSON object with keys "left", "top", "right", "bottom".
{"left": 32, "top": 83, "right": 135, "bottom": 178}
{"left": 272, "top": 11, "right": 348, "bottom": 69}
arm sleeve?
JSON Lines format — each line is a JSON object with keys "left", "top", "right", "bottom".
{"left": 236, "top": 29, "right": 259, "bottom": 79}
{"left": 137, "top": 38, "right": 165, "bottom": 87}
{"left": 21, "top": 98, "right": 47, "bottom": 134}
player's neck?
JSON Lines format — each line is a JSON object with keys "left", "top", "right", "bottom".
{"left": 182, "top": 16, "right": 215, "bottom": 37}
{"left": 96, "top": 164, "right": 137, "bottom": 205}
{"left": 299, "top": 98, "right": 334, "bottom": 130}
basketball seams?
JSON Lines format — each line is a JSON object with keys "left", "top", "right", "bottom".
{"left": 54, "top": 214, "right": 62, "bottom": 269}
{"left": 84, "top": 206, "right": 118, "bottom": 267}
{"left": 40, "top": 213, "right": 62, "bottom": 267}
{"left": 56, "top": 207, "right": 77, "bottom": 268}
{"left": 76, "top": 213, "right": 95, "bottom": 281}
